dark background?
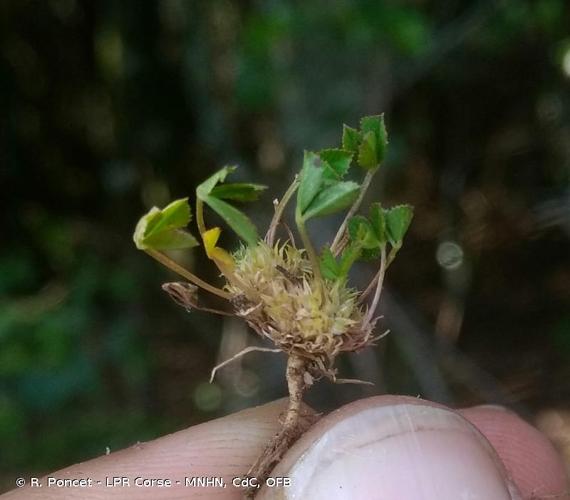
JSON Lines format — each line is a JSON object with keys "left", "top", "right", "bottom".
{"left": 1, "top": 0, "right": 569, "bottom": 489}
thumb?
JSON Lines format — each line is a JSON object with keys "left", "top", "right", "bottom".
{"left": 259, "top": 396, "right": 522, "bottom": 500}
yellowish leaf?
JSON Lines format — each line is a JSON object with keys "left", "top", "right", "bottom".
{"left": 202, "top": 227, "right": 235, "bottom": 272}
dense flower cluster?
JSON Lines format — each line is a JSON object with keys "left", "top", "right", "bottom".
{"left": 227, "top": 241, "right": 376, "bottom": 378}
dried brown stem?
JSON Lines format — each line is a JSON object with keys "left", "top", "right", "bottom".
{"left": 162, "top": 282, "right": 233, "bottom": 316}
{"left": 244, "top": 354, "right": 309, "bottom": 499}
{"left": 265, "top": 176, "right": 299, "bottom": 247}
{"left": 332, "top": 231, "right": 350, "bottom": 258}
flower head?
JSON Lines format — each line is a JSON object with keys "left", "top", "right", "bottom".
{"left": 226, "top": 241, "right": 374, "bottom": 376}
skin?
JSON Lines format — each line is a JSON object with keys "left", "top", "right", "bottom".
{"left": 1, "top": 396, "right": 567, "bottom": 499}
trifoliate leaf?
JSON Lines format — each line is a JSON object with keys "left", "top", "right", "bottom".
{"left": 369, "top": 202, "right": 387, "bottom": 244}
{"left": 320, "top": 149, "right": 353, "bottom": 182}
{"left": 152, "top": 198, "right": 192, "bottom": 232}
{"left": 196, "top": 166, "right": 261, "bottom": 246}
{"left": 384, "top": 204, "right": 414, "bottom": 247}
{"left": 133, "top": 198, "right": 199, "bottom": 251}
{"left": 342, "top": 125, "right": 360, "bottom": 154}
{"left": 202, "top": 196, "right": 259, "bottom": 246}
{"left": 196, "top": 166, "right": 237, "bottom": 198}
{"left": 297, "top": 151, "right": 324, "bottom": 214}
{"left": 134, "top": 208, "right": 162, "bottom": 244}
{"left": 360, "top": 115, "right": 381, "bottom": 137}
{"left": 360, "top": 114, "right": 388, "bottom": 164}
{"left": 210, "top": 182, "right": 267, "bottom": 202}
{"left": 141, "top": 229, "right": 199, "bottom": 251}
{"left": 302, "top": 181, "right": 360, "bottom": 220}
{"left": 357, "top": 130, "right": 378, "bottom": 169}
{"left": 348, "top": 215, "right": 380, "bottom": 249}
{"left": 320, "top": 247, "right": 341, "bottom": 281}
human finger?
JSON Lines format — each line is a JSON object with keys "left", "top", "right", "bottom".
{"left": 460, "top": 405, "right": 568, "bottom": 499}
{"left": 259, "top": 395, "right": 527, "bottom": 499}
{"left": 1, "top": 398, "right": 315, "bottom": 499}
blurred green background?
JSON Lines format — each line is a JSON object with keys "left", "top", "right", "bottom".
{"left": 1, "top": 0, "right": 569, "bottom": 489}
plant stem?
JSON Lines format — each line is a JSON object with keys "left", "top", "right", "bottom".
{"left": 295, "top": 207, "right": 323, "bottom": 285}
{"left": 358, "top": 246, "right": 399, "bottom": 303}
{"left": 331, "top": 168, "right": 376, "bottom": 256}
{"left": 364, "top": 244, "right": 387, "bottom": 325}
{"left": 244, "top": 354, "right": 308, "bottom": 499}
{"left": 333, "top": 231, "right": 350, "bottom": 257}
{"left": 283, "top": 354, "right": 307, "bottom": 428}
{"left": 265, "top": 176, "right": 299, "bottom": 246}
{"left": 145, "top": 249, "right": 230, "bottom": 300}
{"left": 196, "top": 198, "right": 206, "bottom": 236}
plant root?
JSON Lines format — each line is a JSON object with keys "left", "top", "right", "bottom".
{"left": 334, "top": 377, "right": 374, "bottom": 385}
{"left": 209, "top": 346, "right": 282, "bottom": 383}
{"left": 243, "top": 354, "right": 315, "bottom": 499}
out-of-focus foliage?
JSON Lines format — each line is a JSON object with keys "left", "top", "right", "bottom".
{"left": 1, "top": 0, "right": 569, "bottom": 487}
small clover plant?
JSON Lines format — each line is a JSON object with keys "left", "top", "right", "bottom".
{"left": 133, "top": 114, "right": 413, "bottom": 497}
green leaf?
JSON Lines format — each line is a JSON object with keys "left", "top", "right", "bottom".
{"left": 161, "top": 198, "right": 192, "bottom": 223}
{"left": 320, "top": 244, "right": 363, "bottom": 281}
{"left": 384, "top": 204, "right": 414, "bottom": 247}
{"left": 320, "top": 149, "right": 353, "bottom": 181}
{"left": 377, "top": 117, "right": 388, "bottom": 162}
{"left": 196, "top": 166, "right": 237, "bottom": 199}
{"left": 348, "top": 215, "right": 380, "bottom": 249}
{"left": 134, "top": 198, "right": 199, "bottom": 251}
{"left": 196, "top": 166, "right": 261, "bottom": 246}
{"left": 369, "top": 203, "right": 387, "bottom": 244}
{"left": 360, "top": 246, "right": 381, "bottom": 261}
{"left": 338, "top": 243, "right": 362, "bottom": 276}
{"left": 297, "top": 151, "right": 324, "bottom": 214}
{"left": 303, "top": 181, "right": 360, "bottom": 220}
{"left": 360, "top": 114, "right": 388, "bottom": 163}
{"left": 142, "top": 229, "right": 200, "bottom": 250}
{"left": 202, "top": 195, "right": 259, "bottom": 246}
{"left": 342, "top": 125, "right": 360, "bottom": 153}
{"left": 320, "top": 247, "right": 340, "bottom": 281}
{"left": 357, "top": 130, "right": 378, "bottom": 169}
{"left": 210, "top": 182, "right": 267, "bottom": 202}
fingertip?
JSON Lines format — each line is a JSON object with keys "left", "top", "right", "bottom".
{"left": 1, "top": 398, "right": 316, "bottom": 499}
{"left": 261, "top": 396, "right": 520, "bottom": 499}
{"left": 461, "top": 405, "right": 568, "bottom": 499}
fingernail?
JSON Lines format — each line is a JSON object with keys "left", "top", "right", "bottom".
{"left": 261, "top": 403, "right": 521, "bottom": 499}
{"left": 475, "top": 404, "right": 515, "bottom": 414}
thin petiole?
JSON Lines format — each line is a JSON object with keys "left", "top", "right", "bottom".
{"left": 145, "top": 249, "right": 231, "bottom": 300}
{"left": 331, "top": 168, "right": 376, "bottom": 255}
{"left": 265, "top": 175, "right": 299, "bottom": 246}
{"left": 196, "top": 198, "right": 206, "bottom": 236}
{"left": 295, "top": 206, "right": 323, "bottom": 286}
{"left": 333, "top": 231, "right": 350, "bottom": 258}
{"left": 363, "top": 244, "right": 387, "bottom": 325}
{"left": 358, "top": 246, "right": 399, "bottom": 303}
